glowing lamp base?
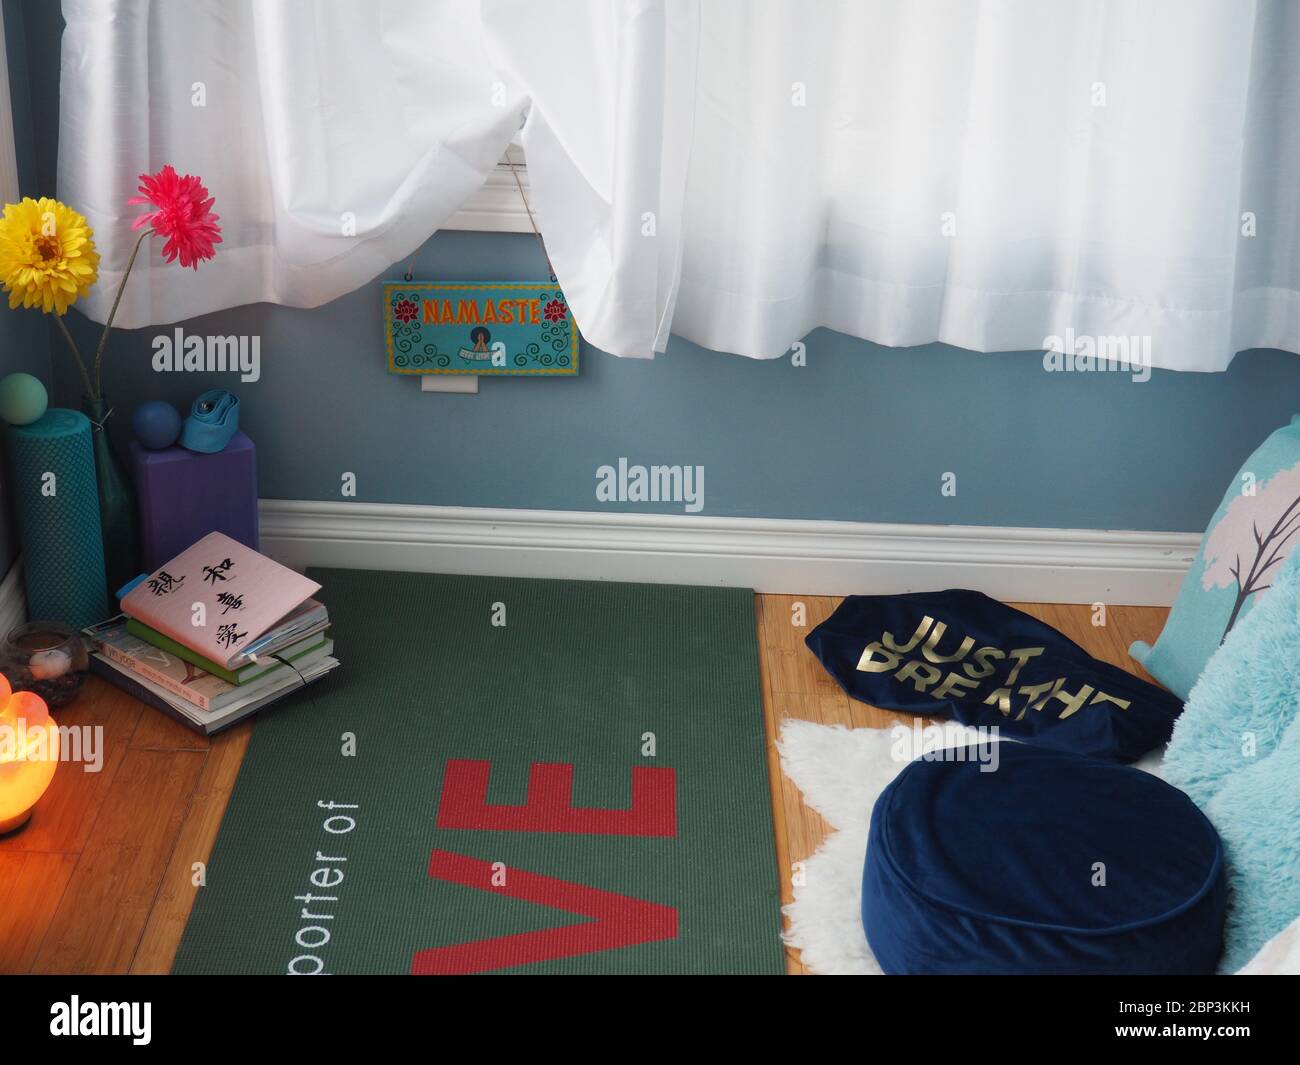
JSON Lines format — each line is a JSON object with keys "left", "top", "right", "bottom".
{"left": 1, "top": 679, "right": 60, "bottom": 835}
{"left": 0, "top": 807, "right": 35, "bottom": 835}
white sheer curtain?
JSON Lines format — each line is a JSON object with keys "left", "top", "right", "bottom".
{"left": 59, "top": 0, "right": 1299, "bottom": 371}
{"left": 59, "top": 0, "right": 525, "bottom": 326}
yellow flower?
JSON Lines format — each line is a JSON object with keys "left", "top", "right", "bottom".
{"left": 0, "top": 197, "right": 100, "bottom": 315}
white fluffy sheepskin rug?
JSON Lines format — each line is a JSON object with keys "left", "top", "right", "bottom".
{"left": 775, "top": 720, "right": 1179, "bottom": 975}
{"left": 775, "top": 719, "right": 992, "bottom": 975}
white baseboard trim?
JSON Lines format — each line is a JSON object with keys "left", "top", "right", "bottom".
{"left": 258, "top": 500, "right": 1200, "bottom": 606}
{"left": 0, "top": 558, "right": 27, "bottom": 638}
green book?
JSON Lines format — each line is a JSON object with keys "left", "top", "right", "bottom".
{"left": 126, "top": 617, "right": 330, "bottom": 685}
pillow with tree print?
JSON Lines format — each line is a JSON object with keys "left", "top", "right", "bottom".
{"left": 1131, "top": 415, "right": 1300, "bottom": 700}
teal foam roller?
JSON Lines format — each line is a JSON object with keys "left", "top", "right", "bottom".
{"left": 6, "top": 409, "right": 108, "bottom": 631}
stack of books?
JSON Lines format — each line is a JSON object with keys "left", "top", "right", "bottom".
{"left": 84, "top": 532, "right": 339, "bottom": 735}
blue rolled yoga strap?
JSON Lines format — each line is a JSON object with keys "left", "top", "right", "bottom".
{"left": 180, "top": 389, "right": 239, "bottom": 453}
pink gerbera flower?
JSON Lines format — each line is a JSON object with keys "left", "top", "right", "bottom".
{"left": 128, "top": 164, "right": 222, "bottom": 269}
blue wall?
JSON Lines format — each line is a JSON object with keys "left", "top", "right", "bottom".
{"left": 13, "top": 2, "right": 1300, "bottom": 537}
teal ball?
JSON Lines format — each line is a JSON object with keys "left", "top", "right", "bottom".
{"left": 0, "top": 372, "right": 49, "bottom": 426}
{"left": 132, "top": 400, "right": 182, "bottom": 450}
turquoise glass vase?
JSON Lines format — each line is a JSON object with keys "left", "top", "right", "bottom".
{"left": 82, "top": 395, "right": 140, "bottom": 597}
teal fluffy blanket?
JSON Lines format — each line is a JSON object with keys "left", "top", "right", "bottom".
{"left": 1163, "top": 548, "right": 1300, "bottom": 973}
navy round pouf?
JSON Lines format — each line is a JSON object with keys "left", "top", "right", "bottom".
{"left": 862, "top": 743, "right": 1226, "bottom": 974}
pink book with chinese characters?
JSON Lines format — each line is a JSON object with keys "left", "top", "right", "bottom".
{"left": 120, "top": 531, "right": 322, "bottom": 668}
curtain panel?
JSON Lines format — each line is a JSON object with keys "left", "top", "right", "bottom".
{"left": 59, "top": 0, "right": 1300, "bottom": 371}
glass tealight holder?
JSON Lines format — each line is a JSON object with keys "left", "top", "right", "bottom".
{"left": 1, "top": 621, "right": 90, "bottom": 710}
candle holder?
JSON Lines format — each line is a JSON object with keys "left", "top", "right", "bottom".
{"left": 1, "top": 621, "right": 90, "bottom": 710}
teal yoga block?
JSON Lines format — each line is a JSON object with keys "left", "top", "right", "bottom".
{"left": 6, "top": 409, "right": 109, "bottom": 630}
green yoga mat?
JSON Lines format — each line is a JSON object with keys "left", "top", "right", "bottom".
{"left": 173, "top": 569, "right": 784, "bottom": 975}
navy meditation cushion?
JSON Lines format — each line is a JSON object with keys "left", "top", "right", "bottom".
{"left": 862, "top": 743, "right": 1226, "bottom": 975}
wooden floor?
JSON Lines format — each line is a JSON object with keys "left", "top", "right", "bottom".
{"left": 0, "top": 594, "right": 1168, "bottom": 975}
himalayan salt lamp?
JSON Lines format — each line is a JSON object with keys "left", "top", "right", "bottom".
{"left": 0, "top": 673, "right": 60, "bottom": 834}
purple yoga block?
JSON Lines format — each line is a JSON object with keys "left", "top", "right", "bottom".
{"left": 130, "top": 431, "right": 259, "bottom": 570}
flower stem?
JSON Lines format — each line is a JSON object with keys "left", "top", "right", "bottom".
{"left": 54, "top": 313, "right": 95, "bottom": 400}
{"left": 93, "top": 226, "right": 152, "bottom": 396}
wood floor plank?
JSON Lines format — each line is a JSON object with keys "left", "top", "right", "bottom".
{"left": 130, "top": 701, "right": 213, "bottom": 751}
{"left": 759, "top": 594, "right": 843, "bottom": 697}
{"left": 755, "top": 597, "right": 803, "bottom": 975}
{"left": 0, "top": 678, "right": 143, "bottom": 856}
{"left": 30, "top": 747, "right": 205, "bottom": 974}
{"left": 130, "top": 722, "right": 252, "bottom": 974}
{"left": 0, "top": 852, "right": 78, "bottom": 973}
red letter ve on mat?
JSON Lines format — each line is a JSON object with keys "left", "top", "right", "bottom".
{"left": 436, "top": 760, "right": 677, "bottom": 836}
{"left": 413, "top": 762, "right": 679, "bottom": 973}
{"left": 411, "top": 851, "right": 679, "bottom": 975}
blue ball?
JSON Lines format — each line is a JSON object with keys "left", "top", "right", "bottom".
{"left": 0, "top": 372, "right": 48, "bottom": 426}
{"left": 132, "top": 400, "right": 183, "bottom": 450}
